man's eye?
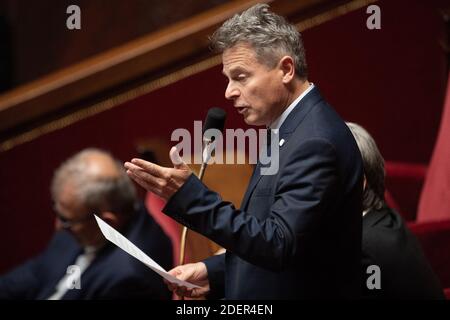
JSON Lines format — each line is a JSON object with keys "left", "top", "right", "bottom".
{"left": 237, "top": 74, "right": 247, "bottom": 81}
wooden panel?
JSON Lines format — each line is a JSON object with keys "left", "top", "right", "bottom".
{"left": 0, "top": 0, "right": 333, "bottom": 137}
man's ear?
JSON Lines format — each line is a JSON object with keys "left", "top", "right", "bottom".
{"left": 279, "top": 56, "right": 295, "bottom": 84}
{"left": 99, "top": 211, "right": 120, "bottom": 229}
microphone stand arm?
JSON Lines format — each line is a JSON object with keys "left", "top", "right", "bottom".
{"left": 179, "top": 143, "right": 209, "bottom": 266}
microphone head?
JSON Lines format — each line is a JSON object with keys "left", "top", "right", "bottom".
{"left": 203, "top": 107, "right": 227, "bottom": 141}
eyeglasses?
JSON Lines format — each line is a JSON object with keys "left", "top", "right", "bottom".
{"left": 55, "top": 212, "right": 95, "bottom": 229}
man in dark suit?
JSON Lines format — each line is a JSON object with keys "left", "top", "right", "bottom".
{"left": 347, "top": 122, "right": 444, "bottom": 299}
{"left": 0, "top": 148, "right": 172, "bottom": 299}
{"left": 125, "top": 4, "right": 363, "bottom": 299}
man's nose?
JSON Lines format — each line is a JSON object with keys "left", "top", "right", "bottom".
{"left": 225, "top": 82, "right": 239, "bottom": 100}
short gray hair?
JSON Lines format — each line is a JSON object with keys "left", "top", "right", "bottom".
{"left": 51, "top": 148, "right": 137, "bottom": 215}
{"left": 210, "top": 3, "right": 307, "bottom": 78}
{"left": 346, "top": 122, "right": 385, "bottom": 211}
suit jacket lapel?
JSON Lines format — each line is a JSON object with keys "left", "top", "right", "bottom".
{"left": 241, "top": 163, "right": 263, "bottom": 210}
{"left": 278, "top": 86, "right": 322, "bottom": 137}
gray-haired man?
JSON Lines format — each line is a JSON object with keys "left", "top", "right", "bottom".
{"left": 0, "top": 149, "right": 172, "bottom": 299}
{"left": 125, "top": 4, "right": 363, "bottom": 299}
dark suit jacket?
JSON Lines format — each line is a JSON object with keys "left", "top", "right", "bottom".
{"left": 0, "top": 203, "right": 172, "bottom": 299}
{"left": 362, "top": 206, "right": 444, "bottom": 299}
{"left": 163, "top": 86, "right": 364, "bottom": 299}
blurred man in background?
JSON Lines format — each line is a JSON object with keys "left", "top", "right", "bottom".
{"left": 0, "top": 148, "right": 172, "bottom": 299}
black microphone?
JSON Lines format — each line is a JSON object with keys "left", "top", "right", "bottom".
{"left": 202, "top": 107, "right": 227, "bottom": 164}
{"left": 179, "top": 108, "right": 227, "bottom": 267}
{"left": 203, "top": 107, "right": 227, "bottom": 142}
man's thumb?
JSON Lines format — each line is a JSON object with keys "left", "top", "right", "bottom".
{"left": 170, "top": 146, "right": 188, "bottom": 170}
{"left": 174, "top": 265, "right": 195, "bottom": 282}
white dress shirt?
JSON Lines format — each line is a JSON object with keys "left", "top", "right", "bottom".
{"left": 47, "top": 246, "right": 97, "bottom": 300}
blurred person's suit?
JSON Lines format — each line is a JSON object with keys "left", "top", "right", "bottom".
{"left": 362, "top": 207, "right": 444, "bottom": 299}
{"left": 0, "top": 203, "right": 172, "bottom": 300}
{"left": 0, "top": 148, "right": 173, "bottom": 300}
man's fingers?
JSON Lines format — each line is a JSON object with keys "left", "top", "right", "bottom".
{"left": 175, "top": 286, "right": 190, "bottom": 297}
{"left": 167, "top": 266, "right": 182, "bottom": 277}
{"left": 126, "top": 168, "right": 163, "bottom": 196}
{"left": 125, "top": 156, "right": 190, "bottom": 200}
{"left": 126, "top": 170, "right": 152, "bottom": 191}
{"left": 163, "top": 277, "right": 177, "bottom": 292}
{"left": 172, "top": 266, "right": 194, "bottom": 282}
{"left": 125, "top": 162, "right": 163, "bottom": 185}
{"left": 124, "top": 162, "right": 153, "bottom": 177}
{"left": 126, "top": 166, "right": 154, "bottom": 185}
{"left": 166, "top": 267, "right": 184, "bottom": 292}
{"left": 130, "top": 158, "right": 167, "bottom": 178}
{"left": 168, "top": 283, "right": 177, "bottom": 292}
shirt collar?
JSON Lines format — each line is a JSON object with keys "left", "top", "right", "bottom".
{"left": 83, "top": 245, "right": 99, "bottom": 254}
{"left": 269, "top": 83, "right": 315, "bottom": 130}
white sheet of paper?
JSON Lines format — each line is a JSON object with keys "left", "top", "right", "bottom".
{"left": 94, "top": 215, "right": 200, "bottom": 289}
